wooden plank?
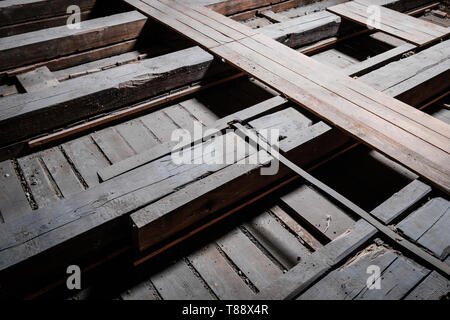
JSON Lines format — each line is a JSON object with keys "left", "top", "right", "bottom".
{"left": 179, "top": 98, "right": 219, "bottom": 127}
{"left": 208, "top": 35, "right": 450, "bottom": 191}
{"left": 242, "top": 34, "right": 450, "bottom": 151}
{"left": 151, "top": 260, "right": 215, "bottom": 300}
{"left": 299, "top": 245, "right": 398, "bottom": 300}
{"left": 397, "top": 198, "right": 450, "bottom": 259}
{"left": 61, "top": 136, "right": 110, "bottom": 188}
{"left": 140, "top": 109, "right": 183, "bottom": 143}
{"left": 360, "top": 40, "right": 450, "bottom": 106}
{"left": 16, "top": 66, "right": 59, "bottom": 92}
{"left": 257, "top": 220, "right": 377, "bottom": 300}
{"left": 216, "top": 228, "right": 283, "bottom": 289}
{"left": 98, "top": 96, "right": 286, "bottom": 181}
{"left": 0, "top": 10, "right": 92, "bottom": 38}
{"left": 244, "top": 211, "right": 311, "bottom": 269}
{"left": 0, "top": 39, "right": 140, "bottom": 81}
{"left": 115, "top": 119, "right": 159, "bottom": 154}
{"left": 164, "top": 104, "right": 200, "bottom": 135}
{"left": 328, "top": 2, "right": 449, "bottom": 46}
{"left": 17, "top": 155, "right": 59, "bottom": 208}
{"left": 91, "top": 128, "right": 136, "bottom": 164}
{"left": 0, "top": 160, "right": 31, "bottom": 222}
{"left": 207, "top": 0, "right": 286, "bottom": 16}
{"left": 355, "top": 255, "right": 429, "bottom": 299}
{"left": 188, "top": 244, "right": 255, "bottom": 299}
{"left": 0, "top": 46, "right": 218, "bottom": 147}
{"left": 129, "top": 110, "right": 345, "bottom": 252}
{"left": 281, "top": 184, "right": 355, "bottom": 241}
{"left": 0, "top": 11, "right": 147, "bottom": 71}
{"left": 0, "top": 138, "right": 236, "bottom": 276}
{"left": 121, "top": 280, "right": 160, "bottom": 300}
{"left": 0, "top": 84, "right": 18, "bottom": 97}
{"left": 40, "top": 147, "right": 85, "bottom": 197}
{"left": 405, "top": 271, "right": 450, "bottom": 300}
{"left": 344, "top": 43, "right": 416, "bottom": 77}
{"left": 259, "top": 11, "right": 341, "bottom": 49}
{"left": 258, "top": 10, "right": 289, "bottom": 23}
{"left": 269, "top": 205, "right": 323, "bottom": 251}
{"left": 415, "top": 209, "right": 450, "bottom": 260}
{"left": 371, "top": 179, "right": 431, "bottom": 224}
{"left": 0, "top": 0, "right": 97, "bottom": 27}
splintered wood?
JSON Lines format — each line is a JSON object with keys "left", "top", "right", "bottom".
{"left": 124, "top": 0, "right": 450, "bottom": 193}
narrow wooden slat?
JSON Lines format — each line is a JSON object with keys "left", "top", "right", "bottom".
{"left": 188, "top": 244, "right": 255, "bottom": 299}
{"left": 211, "top": 39, "right": 449, "bottom": 190}
{"left": 0, "top": 160, "right": 31, "bottom": 222}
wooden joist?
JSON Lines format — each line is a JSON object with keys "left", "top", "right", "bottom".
{"left": 0, "top": 11, "right": 147, "bottom": 71}
{"left": 0, "top": 46, "right": 224, "bottom": 147}
{"left": 327, "top": 1, "right": 450, "bottom": 46}
{"left": 0, "top": 0, "right": 97, "bottom": 27}
{"left": 124, "top": 0, "right": 450, "bottom": 193}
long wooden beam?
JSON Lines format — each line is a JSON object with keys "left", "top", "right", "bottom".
{"left": 0, "top": 11, "right": 147, "bottom": 71}
{"left": 0, "top": 46, "right": 227, "bottom": 147}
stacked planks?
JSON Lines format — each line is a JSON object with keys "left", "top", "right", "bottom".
{"left": 124, "top": 0, "right": 450, "bottom": 193}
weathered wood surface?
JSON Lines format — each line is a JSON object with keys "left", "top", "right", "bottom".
{"left": 328, "top": 1, "right": 450, "bottom": 46}
{"left": 16, "top": 67, "right": 59, "bottom": 93}
{"left": 259, "top": 10, "right": 341, "bottom": 49}
{"left": 371, "top": 179, "right": 431, "bottom": 224}
{"left": 405, "top": 270, "right": 450, "bottom": 300}
{"left": 344, "top": 43, "right": 416, "bottom": 77}
{"left": 0, "top": 46, "right": 223, "bottom": 146}
{"left": 359, "top": 40, "right": 450, "bottom": 106}
{"left": 0, "top": 0, "right": 97, "bottom": 27}
{"left": 397, "top": 198, "right": 450, "bottom": 260}
{"left": 0, "top": 100, "right": 348, "bottom": 293}
{"left": 97, "top": 96, "right": 287, "bottom": 181}
{"left": 257, "top": 220, "right": 377, "bottom": 299}
{"left": 0, "top": 11, "right": 147, "bottom": 71}
{"left": 0, "top": 160, "right": 31, "bottom": 222}
{"left": 299, "top": 244, "right": 430, "bottom": 300}
{"left": 124, "top": 0, "right": 450, "bottom": 193}
{"left": 129, "top": 107, "right": 351, "bottom": 252}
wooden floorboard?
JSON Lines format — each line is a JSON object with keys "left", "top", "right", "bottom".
{"left": 328, "top": 1, "right": 449, "bottom": 46}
